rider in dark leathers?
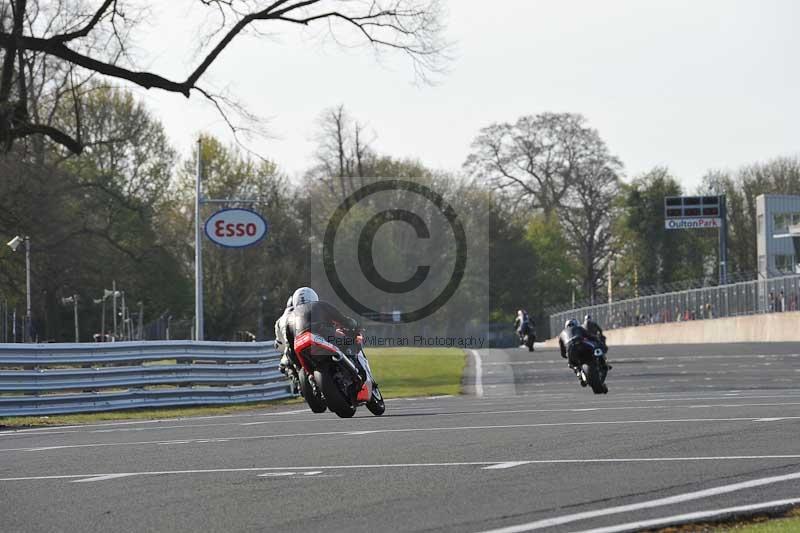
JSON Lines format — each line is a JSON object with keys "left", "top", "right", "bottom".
{"left": 583, "top": 314, "right": 605, "bottom": 347}
{"left": 514, "top": 309, "right": 534, "bottom": 342}
{"left": 558, "top": 319, "right": 589, "bottom": 372}
{"left": 582, "top": 314, "right": 611, "bottom": 369}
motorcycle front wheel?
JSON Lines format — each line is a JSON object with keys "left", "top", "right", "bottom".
{"left": 299, "top": 368, "right": 327, "bottom": 413}
{"left": 366, "top": 385, "right": 385, "bottom": 416}
{"left": 315, "top": 369, "right": 357, "bottom": 418}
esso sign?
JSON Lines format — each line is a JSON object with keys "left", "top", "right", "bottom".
{"left": 204, "top": 208, "right": 268, "bottom": 248}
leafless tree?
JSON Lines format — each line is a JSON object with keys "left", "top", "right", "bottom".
{"left": 465, "top": 112, "right": 622, "bottom": 301}
{"left": 307, "top": 104, "right": 376, "bottom": 201}
{"left": 0, "top": 0, "right": 447, "bottom": 154}
{"left": 465, "top": 113, "right": 605, "bottom": 215}
{"left": 559, "top": 138, "right": 621, "bottom": 302}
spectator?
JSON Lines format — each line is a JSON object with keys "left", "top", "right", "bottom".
{"left": 769, "top": 291, "right": 775, "bottom": 312}
{"left": 779, "top": 290, "right": 786, "bottom": 312}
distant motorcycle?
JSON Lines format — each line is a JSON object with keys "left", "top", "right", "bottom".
{"left": 293, "top": 328, "right": 385, "bottom": 418}
{"left": 569, "top": 336, "right": 609, "bottom": 394}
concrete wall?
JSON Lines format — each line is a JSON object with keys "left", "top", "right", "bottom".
{"left": 543, "top": 312, "right": 800, "bottom": 347}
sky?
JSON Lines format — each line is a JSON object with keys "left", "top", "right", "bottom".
{"left": 132, "top": 0, "right": 800, "bottom": 192}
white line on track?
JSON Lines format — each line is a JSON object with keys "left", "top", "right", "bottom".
{"left": 476, "top": 471, "right": 800, "bottom": 533}
{"left": 482, "top": 462, "right": 529, "bottom": 470}
{"left": 2, "top": 416, "right": 800, "bottom": 453}
{"left": 572, "top": 497, "right": 800, "bottom": 533}
{"left": 470, "top": 349, "right": 484, "bottom": 397}
{"left": 4, "top": 460, "right": 800, "bottom": 484}
{"left": 2, "top": 400, "right": 798, "bottom": 439}
{"left": 71, "top": 473, "right": 137, "bottom": 483}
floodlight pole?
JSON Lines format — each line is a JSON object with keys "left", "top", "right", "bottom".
{"left": 72, "top": 295, "right": 79, "bottom": 342}
{"left": 719, "top": 195, "right": 728, "bottom": 285}
{"left": 24, "top": 236, "right": 31, "bottom": 342}
{"left": 195, "top": 138, "right": 204, "bottom": 341}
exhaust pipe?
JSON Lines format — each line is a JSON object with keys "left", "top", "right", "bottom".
{"left": 331, "top": 350, "right": 362, "bottom": 379}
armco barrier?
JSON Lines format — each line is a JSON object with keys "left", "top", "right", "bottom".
{"left": 0, "top": 340, "right": 293, "bottom": 417}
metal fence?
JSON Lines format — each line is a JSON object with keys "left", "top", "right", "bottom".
{"left": 550, "top": 273, "right": 800, "bottom": 337}
{"left": 0, "top": 340, "right": 293, "bottom": 417}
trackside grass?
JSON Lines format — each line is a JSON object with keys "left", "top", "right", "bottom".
{"left": 0, "top": 347, "right": 466, "bottom": 428}
{"left": 367, "top": 347, "right": 466, "bottom": 398}
{"left": 656, "top": 507, "right": 800, "bottom": 532}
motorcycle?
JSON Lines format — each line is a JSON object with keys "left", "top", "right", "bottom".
{"left": 293, "top": 328, "right": 385, "bottom": 418}
{"left": 569, "top": 336, "right": 609, "bottom": 394}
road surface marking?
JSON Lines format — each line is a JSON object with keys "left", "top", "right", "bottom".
{"left": 483, "top": 462, "right": 531, "bottom": 470}
{"left": 573, "top": 497, "right": 800, "bottom": 533}
{"left": 470, "top": 349, "right": 484, "bottom": 397}
{"left": 4, "top": 458, "right": 800, "bottom": 483}
{"left": 71, "top": 473, "right": 137, "bottom": 483}
{"left": 754, "top": 417, "right": 785, "bottom": 422}
{"left": 3, "top": 416, "right": 800, "bottom": 454}
{"left": 475, "top": 471, "right": 800, "bottom": 533}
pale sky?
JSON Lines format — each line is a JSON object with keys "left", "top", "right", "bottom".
{"left": 133, "top": 0, "right": 800, "bottom": 191}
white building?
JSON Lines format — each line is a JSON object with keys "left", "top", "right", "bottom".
{"left": 756, "top": 194, "right": 800, "bottom": 278}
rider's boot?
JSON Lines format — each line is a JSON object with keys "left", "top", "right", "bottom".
{"left": 278, "top": 354, "right": 290, "bottom": 374}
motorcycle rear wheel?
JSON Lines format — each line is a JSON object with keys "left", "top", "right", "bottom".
{"left": 315, "top": 370, "right": 357, "bottom": 418}
{"left": 582, "top": 361, "right": 606, "bottom": 394}
{"left": 299, "top": 368, "right": 327, "bottom": 413}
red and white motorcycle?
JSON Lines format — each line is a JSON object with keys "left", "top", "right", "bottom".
{"left": 293, "top": 328, "right": 385, "bottom": 418}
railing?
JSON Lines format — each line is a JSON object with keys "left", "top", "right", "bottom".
{"left": 0, "top": 340, "right": 293, "bottom": 417}
{"left": 550, "top": 273, "right": 800, "bottom": 337}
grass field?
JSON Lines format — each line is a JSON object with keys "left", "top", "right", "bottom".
{"left": 0, "top": 347, "right": 466, "bottom": 428}
{"left": 366, "top": 347, "right": 466, "bottom": 398}
{"left": 659, "top": 508, "right": 800, "bottom": 532}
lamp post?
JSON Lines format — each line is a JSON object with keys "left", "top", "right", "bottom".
{"left": 6, "top": 235, "right": 31, "bottom": 342}
{"left": 61, "top": 294, "right": 79, "bottom": 342}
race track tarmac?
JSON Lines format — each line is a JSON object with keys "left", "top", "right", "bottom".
{"left": 1, "top": 343, "right": 799, "bottom": 532}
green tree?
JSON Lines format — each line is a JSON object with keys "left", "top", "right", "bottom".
{"left": 616, "top": 168, "right": 709, "bottom": 295}
{"left": 168, "top": 135, "right": 305, "bottom": 340}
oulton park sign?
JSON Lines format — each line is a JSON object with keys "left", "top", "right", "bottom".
{"left": 665, "top": 218, "right": 722, "bottom": 230}
{"left": 664, "top": 195, "right": 722, "bottom": 231}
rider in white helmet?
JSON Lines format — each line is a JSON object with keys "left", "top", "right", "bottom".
{"left": 285, "top": 286, "right": 375, "bottom": 388}
{"left": 275, "top": 295, "right": 295, "bottom": 375}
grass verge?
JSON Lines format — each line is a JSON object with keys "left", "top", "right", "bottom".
{"left": 0, "top": 398, "right": 303, "bottom": 429}
{"left": 654, "top": 507, "right": 800, "bottom": 532}
{"left": 368, "top": 347, "right": 465, "bottom": 398}
{"left": 0, "top": 347, "right": 465, "bottom": 428}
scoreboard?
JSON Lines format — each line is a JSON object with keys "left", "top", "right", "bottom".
{"left": 664, "top": 196, "right": 722, "bottom": 230}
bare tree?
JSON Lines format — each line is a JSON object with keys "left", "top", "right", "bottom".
{"left": 465, "top": 112, "right": 622, "bottom": 301}
{"left": 559, "top": 140, "right": 621, "bottom": 302}
{"left": 1, "top": 0, "right": 447, "bottom": 154}
{"left": 307, "top": 104, "right": 376, "bottom": 201}
{"left": 464, "top": 113, "right": 602, "bottom": 215}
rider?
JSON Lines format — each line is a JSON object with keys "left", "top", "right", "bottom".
{"left": 582, "top": 314, "right": 604, "bottom": 345}
{"left": 558, "top": 318, "right": 588, "bottom": 374}
{"left": 582, "top": 314, "right": 611, "bottom": 369}
{"left": 284, "top": 287, "right": 376, "bottom": 394}
{"left": 275, "top": 296, "right": 294, "bottom": 374}
{"left": 514, "top": 309, "right": 533, "bottom": 340}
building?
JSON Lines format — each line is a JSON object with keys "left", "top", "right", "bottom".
{"left": 756, "top": 194, "right": 800, "bottom": 279}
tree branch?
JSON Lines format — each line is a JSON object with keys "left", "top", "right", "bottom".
{"left": 50, "top": 0, "right": 115, "bottom": 43}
